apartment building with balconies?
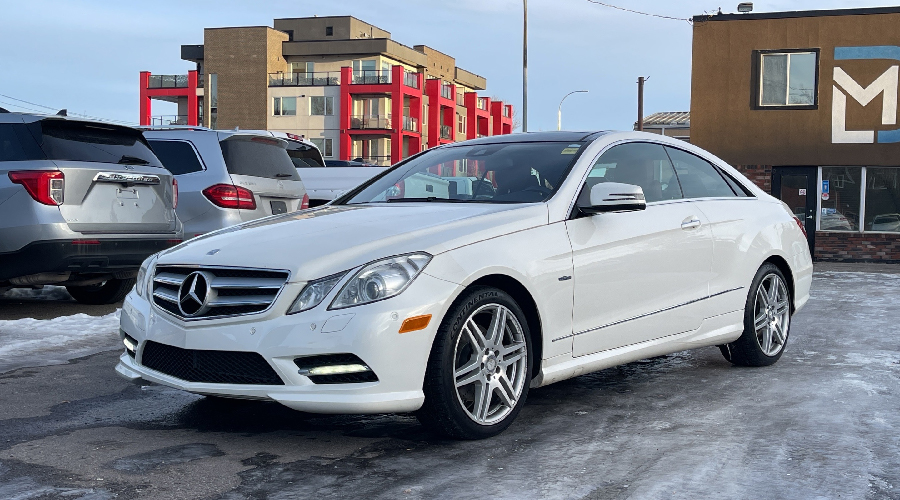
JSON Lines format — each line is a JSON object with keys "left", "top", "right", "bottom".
{"left": 139, "top": 16, "right": 514, "bottom": 166}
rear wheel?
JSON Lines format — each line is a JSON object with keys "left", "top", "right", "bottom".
{"left": 66, "top": 278, "right": 135, "bottom": 305}
{"left": 719, "top": 263, "right": 791, "bottom": 367}
{"left": 417, "top": 287, "right": 532, "bottom": 439}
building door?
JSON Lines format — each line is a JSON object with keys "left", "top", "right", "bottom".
{"left": 772, "top": 166, "right": 816, "bottom": 251}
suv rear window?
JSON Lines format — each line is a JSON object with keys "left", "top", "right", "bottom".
{"left": 219, "top": 136, "right": 301, "bottom": 180}
{"left": 148, "top": 140, "right": 204, "bottom": 175}
{"left": 38, "top": 120, "right": 162, "bottom": 167}
{"left": 0, "top": 124, "right": 44, "bottom": 161}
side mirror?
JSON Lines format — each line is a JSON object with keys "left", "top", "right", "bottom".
{"left": 580, "top": 182, "right": 647, "bottom": 214}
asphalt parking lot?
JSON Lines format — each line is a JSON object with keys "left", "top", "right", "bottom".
{"left": 1, "top": 264, "right": 898, "bottom": 500}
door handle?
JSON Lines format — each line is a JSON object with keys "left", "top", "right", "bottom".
{"left": 681, "top": 217, "right": 702, "bottom": 230}
{"left": 806, "top": 215, "right": 814, "bottom": 219}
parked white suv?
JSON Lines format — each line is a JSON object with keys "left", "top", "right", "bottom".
{"left": 117, "top": 131, "right": 812, "bottom": 439}
{"left": 143, "top": 128, "right": 308, "bottom": 238}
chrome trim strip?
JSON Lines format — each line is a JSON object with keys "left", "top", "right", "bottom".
{"left": 153, "top": 273, "right": 187, "bottom": 286}
{"left": 209, "top": 277, "right": 285, "bottom": 289}
{"left": 551, "top": 286, "right": 745, "bottom": 342}
{"left": 93, "top": 172, "right": 161, "bottom": 185}
{"left": 152, "top": 288, "right": 179, "bottom": 304}
{"left": 209, "top": 296, "right": 276, "bottom": 307}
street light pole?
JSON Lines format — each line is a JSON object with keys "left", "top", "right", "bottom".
{"left": 557, "top": 90, "right": 588, "bottom": 131}
{"left": 522, "top": 0, "right": 528, "bottom": 133}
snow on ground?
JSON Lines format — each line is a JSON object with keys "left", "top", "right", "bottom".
{"left": 1, "top": 286, "right": 72, "bottom": 301}
{"left": 0, "top": 310, "right": 121, "bottom": 373}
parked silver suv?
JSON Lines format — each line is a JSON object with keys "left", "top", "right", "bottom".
{"left": 143, "top": 128, "right": 308, "bottom": 238}
{"left": 0, "top": 110, "right": 182, "bottom": 304}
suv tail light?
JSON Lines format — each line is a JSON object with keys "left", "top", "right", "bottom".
{"left": 794, "top": 216, "right": 808, "bottom": 238}
{"left": 301, "top": 193, "right": 309, "bottom": 210}
{"left": 172, "top": 178, "right": 179, "bottom": 209}
{"left": 202, "top": 184, "right": 256, "bottom": 210}
{"left": 8, "top": 170, "right": 65, "bottom": 206}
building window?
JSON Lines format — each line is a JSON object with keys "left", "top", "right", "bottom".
{"left": 458, "top": 113, "right": 466, "bottom": 134}
{"left": 757, "top": 50, "right": 819, "bottom": 108}
{"left": 310, "top": 96, "right": 334, "bottom": 116}
{"left": 208, "top": 73, "right": 218, "bottom": 129}
{"left": 273, "top": 96, "right": 297, "bottom": 116}
{"left": 325, "top": 26, "right": 333, "bottom": 36}
{"left": 311, "top": 138, "right": 333, "bottom": 158}
{"left": 820, "top": 167, "right": 861, "bottom": 231}
{"left": 864, "top": 168, "right": 900, "bottom": 233}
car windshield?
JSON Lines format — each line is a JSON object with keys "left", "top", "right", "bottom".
{"left": 342, "top": 141, "right": 587, "bottom": 204}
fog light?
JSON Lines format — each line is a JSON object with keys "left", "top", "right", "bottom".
{"left": 297, "top": 364, "right": 369, "bottom": 376}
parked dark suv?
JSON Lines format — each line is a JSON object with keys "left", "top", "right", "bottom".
{"left": 0, "top": 110, "right": 182, "bottom": 304}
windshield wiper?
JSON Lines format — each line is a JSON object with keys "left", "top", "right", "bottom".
{"left": 117, "top": 155, "right": 150, "bottom": 165}
{"left": 385, "top": 197, "right": 477, "bottom": 203}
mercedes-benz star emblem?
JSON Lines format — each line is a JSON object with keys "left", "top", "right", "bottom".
{"left": 177, "top": 271, "right": 213, "bottom": 317}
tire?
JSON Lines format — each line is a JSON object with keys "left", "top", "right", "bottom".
{"left": 66, "top": 278, "right": 136, "bottom": 305}
{"left": 719, "top": 263, "right": 791, "bottom": 367}
{"left": 416, "top": 286, "right": 533, "bottom": 440}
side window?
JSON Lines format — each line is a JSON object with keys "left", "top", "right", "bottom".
{"left": 665, "top": 147, "right": 737, "bottom": 199}
{"left": 147, "top": 140, "right": 204, "bottom": 175}
{"left": 0, "top": 124, "right": 44, "bottom": 162}
{"left": 581, "top": 142, "right": 682, "bottom": 204}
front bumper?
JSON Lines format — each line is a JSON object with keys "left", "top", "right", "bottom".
{"left": 116, "top": 272, "right": 460, "bottom": 414}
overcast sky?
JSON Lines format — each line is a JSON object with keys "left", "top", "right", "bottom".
{"left": 1, "top": 0, "right": 897, "bottom": 131}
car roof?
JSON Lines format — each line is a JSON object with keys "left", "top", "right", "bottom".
{"left": 451, "top": 131, "right": 612, "bottom": 146}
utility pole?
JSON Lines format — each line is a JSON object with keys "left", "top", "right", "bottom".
{"left": 522, "top": 0, "right": 528, "bottom": 132}
{"left": 637, "top": 76, "right": 646, "bottom": 131}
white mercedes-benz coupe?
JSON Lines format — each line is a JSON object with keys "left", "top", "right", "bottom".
{"left": 117, "top": 131, "right": 813, "bottom": 439}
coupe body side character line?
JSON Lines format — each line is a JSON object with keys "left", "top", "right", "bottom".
{"left": 116, "top": 131, "right": 813, "bottom": 439}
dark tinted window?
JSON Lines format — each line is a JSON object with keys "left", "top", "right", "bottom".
{"left": 665, "top": 147, "right": 737, "bottom": 199}
{"left": 219, "top": 136, "right": 300, "bottom": 180}
{"left": 147, "top": 140, "right": 204, "bottom": 175}
{"left": 581, "top": 142, "right": 682, "bottom": 204}
{"left": 0, "top": 124, "right": 44, "bottom": 162}
{"left": 344, "top": 142, "right": 587, "bottom": 204}
{"left": 287, "top": 146, "right": 325, "bottom": 168}
{"left": 720, "top": 170, "right": 753, "bottom": 197}
{"left": 38, "top": 120, "right": 162, "bottom": 166}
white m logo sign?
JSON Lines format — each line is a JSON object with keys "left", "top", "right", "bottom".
{"left": 832, "top": 66, "right": 899, "bottom": 143}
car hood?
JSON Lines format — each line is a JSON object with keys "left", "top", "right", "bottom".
{"left": 157, "top": 203, "right": 549, "bottom": 282}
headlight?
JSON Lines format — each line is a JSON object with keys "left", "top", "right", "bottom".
{"left": 135, "top": 253, "right": 158, "bottom": 297}
{"left": 287, "top": 272, "right": 346, "bottom": 314}
{"left": 330, "top": 253, "right": 432, "bottom": 309}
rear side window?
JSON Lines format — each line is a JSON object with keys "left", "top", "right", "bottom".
{"left": 148, "top": 140, "right": 204, "bottom": 175}
{"left": 219, "top": 136, "right": 301, "bottom": 180}
{"left": 665, "top": 147, "right": 737, "bottom": 199}
{"left": 287, "top": 146, "right": 325, "bottom": 168}
{"left": 38, "top": 120, "right": 162, "bottom": 167}
{"left": 0, "top": 124, "right": 44, "bottom": 161}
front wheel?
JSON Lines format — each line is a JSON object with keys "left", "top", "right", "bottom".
{"left": 66, "top": 278, "right": 135, "bottom": 305}
{"left": 416, "top": 287, "right": 533, "bottom": 439}
{"left": 719, "top": 263, "right": 791, "bottom": 367}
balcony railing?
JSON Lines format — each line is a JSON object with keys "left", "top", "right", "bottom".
{"left": 440, "top": 84, "right": 453, "bottom": 100}
{"left": 477, "top": 97, "right": 488, "bottom": 110}
{"left": 352, "top": 70, "right": 392, "bottom": 85}
{"left": 403, "top": 71, "right": 419, "bottom": 89}
{"left": 350, "top": 115, "right": 392, "bottom": 130}
{"left": 352, "top": 155, "right": 392, "bottom": 166}
{"left": 268, "top": 72, "right": 340, "bottom": 87}
{"left": 150, "top": 115, "right": 188, "bottom": 126}
{"left": 402, "top": 116, "right": 419, "bottom": 133}
{"left": 148, "top": 74, "right": 188, "bottom": 89}
{"left": 440, "top": 124, "right": 452, "bottom": 140}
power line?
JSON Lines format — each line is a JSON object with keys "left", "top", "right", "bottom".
{"left": 585, "top": 0, "right": 693, "bottom": 24}
{"left": 0, "top": 93, "right": 139, "bottom": 126}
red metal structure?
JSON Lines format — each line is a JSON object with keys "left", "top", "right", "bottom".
{"left": 139, "top": 70, "right": 200, "bottom": 127}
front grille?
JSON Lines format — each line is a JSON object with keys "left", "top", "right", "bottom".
{"left": 151, "top": 265, "right": 289, "bottom": 320}
{"left": 141, "top": 341, "right": 284, "bottom": 385}
{"left": 294, "top": 353, "right": 379, "bottom": 385}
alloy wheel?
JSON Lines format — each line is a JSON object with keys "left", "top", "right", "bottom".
{"left": 753, "top": 274, "right": 790, "bottom": 356}
{"left": 452, "top": 303, "right": 528, "bottom": 425}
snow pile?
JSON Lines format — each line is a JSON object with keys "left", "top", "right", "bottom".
{"left": 0, "top": 310, "right": 121, "bottom": 373}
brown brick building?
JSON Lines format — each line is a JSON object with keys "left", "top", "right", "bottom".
{"left": 691, "top": 6, "right": 900, "bottom": 262}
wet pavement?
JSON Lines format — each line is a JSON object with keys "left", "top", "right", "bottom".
{"left": 0, "top": 267, "right": 898, "bottom": 499}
